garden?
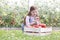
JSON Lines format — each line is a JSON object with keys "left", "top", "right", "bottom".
{"left": 0, "top": 0, "right": 60, "bottom": 40}
{"left": 0, "top": 0, "right": 60, "bottom": 27}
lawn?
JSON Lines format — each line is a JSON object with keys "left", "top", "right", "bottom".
{"left": 0, "top": 30, "right": 60, "bottom": 40}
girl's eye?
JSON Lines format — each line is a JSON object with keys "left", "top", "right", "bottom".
{"left": 32, "top": 12, "right": 35, "bottom": 13}
{"left": 32, "top": 10, "right": 38, "bottom": 13}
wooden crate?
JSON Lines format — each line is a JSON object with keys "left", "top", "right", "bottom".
{"left": 24, "top": 27, "right": 52, "bottom": 36}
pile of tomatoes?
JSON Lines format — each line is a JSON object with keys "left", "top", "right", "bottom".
{"left": 32, "top": 24, "right": 46, "bottom": 28}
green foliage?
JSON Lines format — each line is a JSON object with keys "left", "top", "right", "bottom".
{"left": 0, "top": 0, "right": 60, "bottom": 27}
{"left": 35, "top": 0, "right": 60, "bottom": 27}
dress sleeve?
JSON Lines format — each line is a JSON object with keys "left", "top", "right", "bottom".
{"left": 25, "top": 16, "right": 30, "bottom": 26}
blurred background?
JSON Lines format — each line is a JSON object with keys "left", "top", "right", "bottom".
{"left": 0, "top": 0, "right": 60, "bottom": 27}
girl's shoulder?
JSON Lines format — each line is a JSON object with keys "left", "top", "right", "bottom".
{"left": 26, "top": 16, "right": 30, "bottom": 19}
{"left": 26, "top": 16, "right": 30, "bottom": 17}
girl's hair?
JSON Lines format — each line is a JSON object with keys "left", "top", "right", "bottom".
{"left": 28, "top": 6, "right": 37, "bottom": 16}
{"left": 24, "top": 6, "right": 37, "bottom": 25}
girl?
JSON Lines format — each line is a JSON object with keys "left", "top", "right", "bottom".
{"left": 24, "top": 6, "right": 39, "bottom": 27}
{"left": 22, "top": 6, "right": 46, "bottom": 31}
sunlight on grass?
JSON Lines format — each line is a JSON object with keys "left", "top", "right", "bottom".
{"left": 0, "top": 30, "right": 60, "bottom": 40}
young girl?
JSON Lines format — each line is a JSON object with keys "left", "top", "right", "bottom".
{"left": 22, "top": 6, "right": 46, "bottom": 31}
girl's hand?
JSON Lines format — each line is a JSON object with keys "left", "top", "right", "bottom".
{"left": 30, "top": 21, "right": 37, "bottom": 26}
{"left": 35, "top": 17, "right": 40, "bottom": 21}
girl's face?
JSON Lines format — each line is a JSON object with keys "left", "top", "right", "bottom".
{"left": 31, "top": 10, "right": 38, "bottom": 17}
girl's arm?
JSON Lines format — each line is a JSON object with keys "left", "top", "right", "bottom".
{"left": 26, "top": 16, "right": 37, "bottom": 26}
{"left": 26, "top": 16, "right": 30, "bottom": 27}
{"left": 30, "top": 21, "right": 37, "bottom": 26}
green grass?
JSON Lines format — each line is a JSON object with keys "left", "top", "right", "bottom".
{"left": 0, "top": 30, "right": 60, "bottom": 40}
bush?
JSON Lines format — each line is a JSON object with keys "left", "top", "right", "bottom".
{"left": 0, "top": 0, "right": 60, "bottom": 27}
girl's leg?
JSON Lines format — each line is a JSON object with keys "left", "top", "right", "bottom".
{"left": 21, "top": 24, "right": 24, "bottom": 32}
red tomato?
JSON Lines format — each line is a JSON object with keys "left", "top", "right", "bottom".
{"left": 38, "top": 24, "right": 46, "bottom": 28}
{"left": 33, "top": 25, "right": 39, "bottom": 28}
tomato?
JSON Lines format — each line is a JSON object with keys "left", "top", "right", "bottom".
{"left": 38, "top": 24, "right": 46, "bottom": 28}
{"left": 33, "top": 25, "right": 39, "bottom": 28}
